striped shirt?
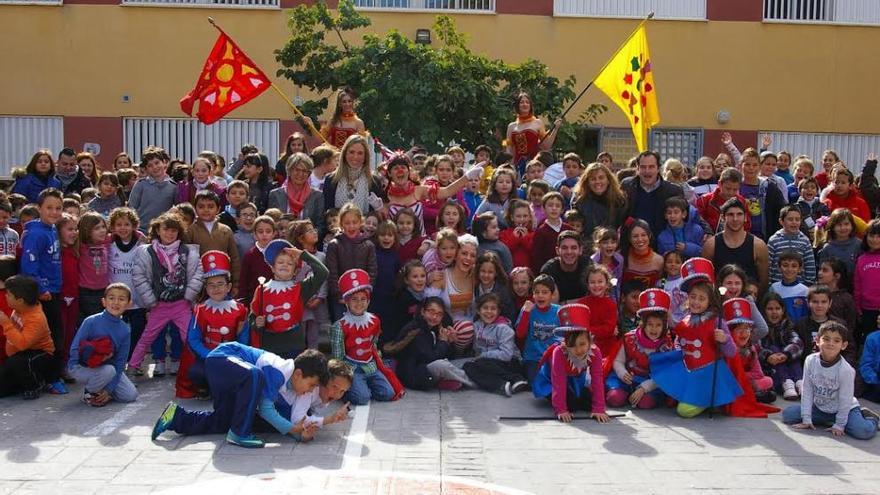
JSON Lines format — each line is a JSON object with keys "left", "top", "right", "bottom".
{"left": 767, "top": 229, "right": 816, "bottom": 285}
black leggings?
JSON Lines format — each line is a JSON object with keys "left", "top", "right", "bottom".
{"left": 0, "top": 350, "right": 58, "bottom": 397}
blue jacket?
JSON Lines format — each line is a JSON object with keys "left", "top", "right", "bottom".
{"left": 67, "top": 311, "right": 131, "bottom": 393}
{"left": 207, "top": 342, "right": 298, "bottom": 435}
{"left": 12, "top": 173, "right": 62, "bottom": 204}
{"left": 21, "top": 220, "right": 61, "bottom": 294}
{"left": 860, "top": 330, "right": 880, "bottom": 385}
{"left": 657, "top": 206, "right": 704, "bottom": 259}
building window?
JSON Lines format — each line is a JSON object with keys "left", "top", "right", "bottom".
{"left": 760, "top": 131, "right": 880, "bottom": 176}
{"left": 123, "top": 118, "right": 279, "bottom": 166}
{"left": 763, "top": 0, "right": 880, "bottom": 26}
{"left": 0, "top": 116, "right": 64, "bottom": 177}
{"left": 650, "top": 128, "right": 703, "bottom": 168}
{"left": 121, "top": 0, "right": 279, "bottom": 9}
{"left": 353, "top": 0, "right": 495, "bottom": 12}
{"left": 554, "top": 0, "right": 706, "bottom": 20}
{"left": 600, "top": 128, "right": 639, "bottom": 172}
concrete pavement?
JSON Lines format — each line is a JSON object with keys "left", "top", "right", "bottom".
{"left": 1, "top": 375, "right": 879, "bottom": 494}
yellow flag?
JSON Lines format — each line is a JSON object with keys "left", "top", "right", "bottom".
{"left": 594, "top": 25, "right": 659, "bottom": 152}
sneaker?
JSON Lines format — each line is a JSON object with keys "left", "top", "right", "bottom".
{"left": 22, "top": 389, "right": 41, "bottom": 400}
{"left": 152, "top": 402, "right": 178, "bottom": 441}
{"left": 127, "top": 364, "right": 144, "bottom": 377}
{"left": 153, "top": 361, "right": 166, "bottom": 377}
{"left": 502, "top": 382, "right": 514, "bottom": 397}
{"left": 861, "top": 407, "right": 880, "bottom": 429}
{"left": 226, "top": 430, "right": 265, "bottom": 448}
{"left": 795, "top": 379, "right": 803, "bottom": 397}
{"left": 437, "top": 379, "right": 462, "bottom": 391}
{"left": 782, "top": 379, "right": 799, "bottom": 400}
{"left": 511, "top": 381, "right": 530, "bottom": 394}
{"left": 168, "top": 360, "right": 180, "bottom": 376}
{"left": 45, "top": 380, "right": 69, "bottom": 395}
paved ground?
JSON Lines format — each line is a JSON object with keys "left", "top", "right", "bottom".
{"left": 1, "top": 373, "right": 879, "bottom": 494}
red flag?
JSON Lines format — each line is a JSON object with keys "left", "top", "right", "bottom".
{"left": 180, "top": 31, "right": 270, "bottom": 125}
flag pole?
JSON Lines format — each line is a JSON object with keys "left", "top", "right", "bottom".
{"left": 539, "top": 11, "right": 655, "bottom": 144}
{"left": 268, "top": 83, "right": 329, "bottom": 144}
{"left": 207, "top": 17, "right": 329, "bottom": 145}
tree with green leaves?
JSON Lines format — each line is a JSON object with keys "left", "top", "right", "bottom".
{"left": 275, "top": 0, "right": 577, "bottom": 154}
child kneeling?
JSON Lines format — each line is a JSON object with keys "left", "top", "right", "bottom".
{"left": 606, "top": 289, "right": 673, "bottom": 409}
{"left": 330, "top": 269, "right": 403, "bottom": 405}
{"left": 68, "top": 283, "right": 139, "bottom": 406}
{"left": 783, "top": 321, "right": 878, "bottom": 440}
{"left": 532, "top": 304, "right": 611, "bottom": 423}
{"left": 0, "top": 276, "right": 58, "bottom": 400}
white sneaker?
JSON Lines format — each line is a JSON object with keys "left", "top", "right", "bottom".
{"left": 782, "top": 379, "right": 798, "bottom": 400}
{"left": 153, "top": 361, "right": 166, "bottom": 377}
{"left": 795, "top": 379, "right": 803, "bottom": 396}
{"left": 169, "top": 360, "right": 180, "bottom": 375}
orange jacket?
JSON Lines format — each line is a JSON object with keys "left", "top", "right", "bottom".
{"left": 2, "top": 303, "right": 54, "bottom": 357}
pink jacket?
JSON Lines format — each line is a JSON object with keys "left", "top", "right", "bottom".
{"left": 854, "top": 251, "right": 880, "bottom": 312}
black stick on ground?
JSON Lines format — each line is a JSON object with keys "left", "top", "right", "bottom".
{"left": 498, "top": 412, "right": 628, "bottom": 421}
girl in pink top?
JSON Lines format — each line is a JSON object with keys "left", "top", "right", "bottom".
{"left": 77, "top": 212, "right": 112, "bottom": 324}
{"left": 854, "top": 219, "right": 880, "bottom": 345}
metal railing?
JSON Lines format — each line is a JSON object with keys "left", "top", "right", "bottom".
{"left": 123, "top": 117, "right": 279, "bottom": 164}
{"left": 763, "top": 0, "right": 880, "bottom": 26}
{"left": 0, "top": 116, "right": 64, "bottom": 177}
{"left": 554, "top": 0, "right": 706, "bottom": 20}
{"left": 353, "top": 0, "right": 495, "bottom": 13}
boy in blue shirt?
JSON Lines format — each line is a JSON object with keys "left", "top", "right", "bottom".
{"left": 21, "top": 187, "right": 66, "bottom": 394}
{"left": 770, "top": 250, "right": 810, "bottom": 323}
{"left": 514, "top": 274, "right": 561, "bottom": 383}
{"left": 152, "top": 343, "right": 327, "bottom": 448}
{"left": 68, "top": 283, "right": 139, "bottom": 406}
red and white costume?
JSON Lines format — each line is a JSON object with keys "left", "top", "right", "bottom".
{"left": 340, "top": 312, "right": 381, "bottom": 366}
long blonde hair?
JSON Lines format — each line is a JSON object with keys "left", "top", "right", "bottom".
{"left": 332, "top": 134, "right": 372, "bottom": 185}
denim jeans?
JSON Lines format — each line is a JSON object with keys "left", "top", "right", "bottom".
{"left": 783, "top": 404, "right": 877, "bottom": 440}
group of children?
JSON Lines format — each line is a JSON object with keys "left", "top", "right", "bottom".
{"left": 1, "top": 135, "right": 880, "bottom": 448}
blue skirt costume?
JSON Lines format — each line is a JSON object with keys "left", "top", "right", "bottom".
{"left": 649, "top": 349, "right": 741, "bottom": 407}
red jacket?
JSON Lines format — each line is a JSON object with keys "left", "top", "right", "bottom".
{"left": 576, "top": 294, "right": 618, "bottom": 359}
{"left": 530, "top": 221, "right": 571, "bottom": 274}
{"left": 61, "top": 245, "right": 78, "bottom": 299}
{"left": 499, "top": 227, "right": 534, "bottom": 269}
{"left": 695, "top": 188, "right": 752, "bottom": 233}
{"left": 823, "top": 190, "right": 871, "bottom": 222}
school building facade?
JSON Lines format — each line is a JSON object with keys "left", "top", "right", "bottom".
{"left": 2, "top": 0, "right": 880, "bottom": 174}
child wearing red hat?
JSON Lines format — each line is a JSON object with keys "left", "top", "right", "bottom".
{"left": 176, "top": 251, "right": 250, "bottom": 398}
{"left": 250, "top": 239, "right": 329, "bottom": 358}
{"left": 330, "top": 268, "right": 403, "bottom": 405}
{"left": 531, "top": 304, "right": 611, "bottom": 423}
{"left": 650, "top": 257, "right": 743, "bottom": 418}
{"left": 606, "top": 289, "right": 674, "bottom": 409}
{"left": 726, "top": 297, "right": 776, "bottom": 404}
